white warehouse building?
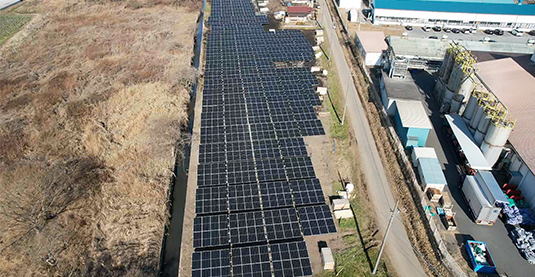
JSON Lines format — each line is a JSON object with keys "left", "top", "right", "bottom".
{"left": 371, "top": 0, "right": 535, "bottom": 31}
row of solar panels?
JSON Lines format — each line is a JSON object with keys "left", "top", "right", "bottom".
{"left": 192, "top": 0, "right": 333, "bottom": 275}
{"left": 192, "top": 241, "right": 312, "bottom": 277}
{"left": 194, "top": 204, "right": 335, "bottom": 248}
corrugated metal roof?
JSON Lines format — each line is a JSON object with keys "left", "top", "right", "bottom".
{"left": 419, "top": 158, "right": 447, "bottom": 186}
{"left": 477, "top": 58, "right": 535, "bottom": 173}
{"left": 374, "top": 0, "right": 535, "bottom": 16}
{"left": 356, "top": 31, "right": 388, "bottom": 54}
{"left": 445, "top": 114, "right": 492, "bottom": 171}
{"left": 395, "top": 100, "right": 432, "bottom": 129}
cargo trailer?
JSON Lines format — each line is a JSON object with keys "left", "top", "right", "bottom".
{"left": 461, "top": 175, "right": 500, "bottom": 225}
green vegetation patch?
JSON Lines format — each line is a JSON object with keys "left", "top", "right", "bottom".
{"left": 0, "top": 14, "right": 32, "bottom": 45}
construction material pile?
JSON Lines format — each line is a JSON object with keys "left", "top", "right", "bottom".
{"left": 510, "top": 227, "right": 535, "bottom": 264}
{"left": 470, "top": 242, "right": 491, "bottom": 265}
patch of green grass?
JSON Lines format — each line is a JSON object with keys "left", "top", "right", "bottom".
{"left": 0, "top": 14, "right": 31, "bottom": 45}
{"left": 338, "top": 218, "right": 357, "bottom": 230}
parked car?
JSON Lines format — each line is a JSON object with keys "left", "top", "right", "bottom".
{"left": 512, "top": 29, "right": 523, "bottom": 37}
{"left": 443, "top": 27, "right": 451, "bottom": 33}
{"left": 529, "top": 30, "right": 535, "bottom": 36}
{"left": 428, "top": 36, "right": 438, "bottom": 39}
{"left": 452, "top": 28, "right": 461, "bottom": 34}
{"left": 422, "top": 26, "right": 431, "bottom": 32}
{"left": 405, "top": 25, "right": 413, "bottom": 31}
{"left": 470, "top": 28, "right": 477, "bottom": 34}
{"left": 432, "top": 26, "right": 442, "bottom": 32}
{"left": 494, "top": 29, "right": 504, "bottom": 35}
{"left": 462, "top": 28, "right": 471, "bottom": 34}
{"left": 483, "top": 29, "right": 494, "bottom": 35}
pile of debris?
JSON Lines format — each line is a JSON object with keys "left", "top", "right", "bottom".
{"left": 510, "top": 227, "right": 535, "bottom": 264}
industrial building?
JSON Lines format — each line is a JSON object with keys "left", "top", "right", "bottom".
{"left": 394, "top": 100, "right": 432, "bottom": 147}
{"left": 371, "top": 0, "right": 535, "bottom": 31}
{"left": 435, "top": 43, "right": 535, "bottom": 209}
{"left": 384, "top": 36, "right": 535, "bottom": 78}
{"left": 385, "top": 36, "right": 446, "bottom": 77}
{"left": 355, "top": 31, "right": 388, "bottom": 66}
{"left": 380, "top": 72, "right": 422, "bottom": 115}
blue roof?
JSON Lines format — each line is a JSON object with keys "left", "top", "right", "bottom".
{"left": 374, "top": 0, "right": 535, "bottom": 16}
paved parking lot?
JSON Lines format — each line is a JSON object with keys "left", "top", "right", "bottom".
{"left": 404, "top": 26, "right": 535, "bottom": 43}
{"left": 410, "top": 70, "right": 535, "bottom": 277}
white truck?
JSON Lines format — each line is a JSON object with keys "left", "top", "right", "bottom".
{"left": 461, "top": 171, "right": 508, "bottom": 226}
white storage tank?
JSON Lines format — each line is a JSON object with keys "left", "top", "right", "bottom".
{"left": 462, "top": 94, "right": 478, "bottom": 123}
{"left": 442, "top": 88, "right": 455, "bottom": 107}
{"left": 442, "top": 52, "right": 455, "bottom": 82}
{"left": 447, "top": 62, "right": 464, "bottom": 92}
{"left": 474, "top": 115, "right": 492, "bottom": 146}
{"left": 469, "top": 103, "right": 486, "bottom": 134}
{"left": 449, "top": 94, "right": 463, "bottom": 114}
{"left": 439, "top": 50, "right": 452, "bottom": 79}
{"left": 457, "top": 75, "right": 474, "bottom": 100}
{"left": 480, "top": 122, "right": 513, "bottom": 167}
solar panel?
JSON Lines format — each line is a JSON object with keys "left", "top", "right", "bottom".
{"left": 231, "top": 245, "right": 272, "bottom": 277}
{"left": 197, "top": 162, "right": 227, "bottom": 187}
{"left": 264, "top": 208, "right": 302, "bottom": 241}
{"left": 284, "top": 156, "right": 316, "bottom": 180}
{"left": 229, "top": 211, "right": 266, "bottom": 245}
{"left": 196, "top": 186, "right": 228, "bottom": 215}
{"left": 193, "top": 214, "right": 229, "bottom": 248}
{"left": 192, "top": 249, "right": 231, "bottom": 277}
{"left": 259, "top": 180, "right": 293, "bottom": 209}
{"left": 228, "top": 183, "right": 261, "bottom": 212}
{"left": 290, "top": 178, "right": 325, "bottom": 206}
{"left": 271, "top": 241, "right": 313, "bottom": 277}
{"left": 298, "top": 205, "right": 337, "bottom": 236}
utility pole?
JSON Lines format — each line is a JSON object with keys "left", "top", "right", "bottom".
{"left": 341, "top": 72, "right": 352, "bottom": 125}
{"left": 372, "top": 201, "right": 399, "bottom": 275}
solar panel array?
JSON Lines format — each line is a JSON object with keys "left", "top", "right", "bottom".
{"left": 192, "top": 0, "right": 336, "bottom": 275}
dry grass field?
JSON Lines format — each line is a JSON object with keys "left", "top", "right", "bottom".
{"left": 0, "top": 0, "right": 200, "bottom": 275}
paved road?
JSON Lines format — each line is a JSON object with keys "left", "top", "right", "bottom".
{"left": 319, "top": 1, "right": 427, "bottom": 276}
{"left": 411, "top": 71, "right": 535, "bottom": 277}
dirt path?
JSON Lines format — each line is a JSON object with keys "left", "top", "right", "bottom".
{"left": 318, "top": 0, "right": 427, "bottom": 276}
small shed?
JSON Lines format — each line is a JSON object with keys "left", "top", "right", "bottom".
{"left": 286, "top": 6, "right": 313, "bottom": 22}
{"left": 380, "top": 71, "right": 422, "bottom": 116}
{"left": 355, "top": 31, "right": 388, "bottom": 66}
{"left": 412, "top": 147, "right": 438, "bottom": 167}
{"left": 394, "top": 100, "right": 432, "bottom": 148}
{"left": 417, "top": 157, "right": 447, "bottom": 192}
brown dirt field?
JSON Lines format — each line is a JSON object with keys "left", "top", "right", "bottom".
{"left": 0, "top": 0, "right": 200, "bottom": 275}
